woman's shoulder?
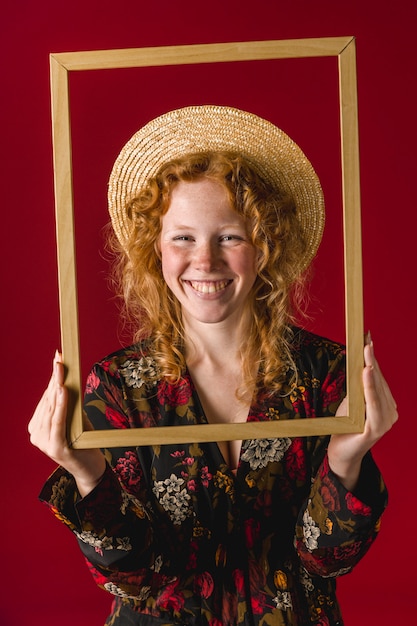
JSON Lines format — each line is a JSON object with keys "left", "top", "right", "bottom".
{"left": 290, "top": 326, "right": 346, "bottom": 363}
{"left": 90, "top": 340, "right": 159, "bottom": 382}
{"left": 96, "top": 339, "right": 152, "bottom": 363}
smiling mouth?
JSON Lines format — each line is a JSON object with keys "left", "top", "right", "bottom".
{"left": 187, "top": 280, "right": 232, "bottom": 294}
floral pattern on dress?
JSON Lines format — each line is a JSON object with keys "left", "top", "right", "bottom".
{"left": 152, "top": 473, "right": 192, "bottom": 524}
{"left": 39, "top": 328, "right": 388, "bottom": 626}
{"left": 241, "top": 437, "right": 292, "bottom": 469}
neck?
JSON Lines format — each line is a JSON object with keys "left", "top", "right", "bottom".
{"left": 184, "top": 314, "right": 250, "bottom": 370}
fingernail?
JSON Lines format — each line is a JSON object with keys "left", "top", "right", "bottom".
{"left": 54, "top": 349, "right": 63, "bottom": 364}
{"left": 366, "top": 330, "right": 373, "bottom": 347}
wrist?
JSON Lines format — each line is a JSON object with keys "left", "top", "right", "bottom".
{"left": 328, "top": 454, "right": 363, "bottom": 492}
{"left": 70, "top": 450, "right": 107, "bottom": 498}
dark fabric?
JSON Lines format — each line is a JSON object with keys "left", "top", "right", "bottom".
{"left": 39, "top": 328, "right": 387, "bottom": 626}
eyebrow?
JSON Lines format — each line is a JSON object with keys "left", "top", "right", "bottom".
{"left": 164, "top": 222, "right": 246, "bottom": 231}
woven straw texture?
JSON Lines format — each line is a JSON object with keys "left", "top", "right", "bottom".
{"left": 108, "top": 105, "right": 325, "bottom": 271}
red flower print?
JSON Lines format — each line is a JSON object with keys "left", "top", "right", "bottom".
{"left": 115, "top": 451, "right": 143, "bottom": 493}
{"left": 187, "top": 479, "right": 197, "bottom": 492}
{"left": 244, "top": 518, "right": 260, "bottom": 549}
{"left": 251, "top": 594, "right": 266, "bottom": 615}
{"left": 194, "top": 571, "right": 214, "bottom": 599}
{"left": 333, "top": 541, "right": 361, "bottom": 562}
{"left": 346, "top": 492, "right": 372, "bottom": 516}
{"left": 111, "top": 570, "right": 147, "bottom": 587}
{"left": 87, "top": 561, "right": 108, "bottom": 586}
{"left": 285, "top": 438, "right": 307, "bottom": 482}
{"left": 320, "top": 475, "right": 341, "bottom": 512}
{"left": 105, "top": 406, "right": 129, "bottom": 429}
{"left": 232, "top": 568, "right": 245, "bottom": 595}
{"left": 85, "top": 370, "right": 100, "bottom": 394}
{"left": 201, "top": 466, "right": 213, "bottom": 487}
{"left": 319, "top": 455, "right": 330, "bottom": 479}
{"left": 171, "top": 450, "right": 185, "bottom": 458}
{"left": 157, "top": 378, "right": 192, "bottom": 406}
{"left": 99, "top": 359, "right": 114, "bottom": 372}
{"left": 322, "top": 369, "right": 345, "bottom": 410}
{"left": 156, "top": 579, "right": 185, "bottom": 612}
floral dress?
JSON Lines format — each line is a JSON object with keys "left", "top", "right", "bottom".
{"left": 39, "top": 328, "right": 388, "bottom": 626}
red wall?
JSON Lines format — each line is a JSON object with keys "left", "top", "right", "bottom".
{"left": 3, "top": 1, "right": 416, "bottom": 624}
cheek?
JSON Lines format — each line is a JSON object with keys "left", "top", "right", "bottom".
{"left": 238, "top": 249, "right": 258, "bottom": 281}
{"left": 160, "top": 246, "right": 185, "bottom": 282}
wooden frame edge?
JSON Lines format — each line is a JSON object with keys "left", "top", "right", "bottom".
{"left": 50, "top": 37, "right": 365, "bottom": 449}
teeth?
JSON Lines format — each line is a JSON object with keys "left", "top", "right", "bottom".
{"left": 189, "top": 280, "right": 229, "bottom": 294}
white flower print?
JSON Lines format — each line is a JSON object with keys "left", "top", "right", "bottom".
{"left": 75, "top": 530, "right": 112, "bottom": 550}
{"left": 151, "top": 555, "right": 163, "bottom": 573}
{"left": 153, "top": 473, "right": 192, "bottom": 525}
{"left": 120, "top": 489, "right": 148, "bottom": 518}
{"left": 273, "top": 590, "right": 293, "bottom": 610}
{"left": 241, "top": 438, "right": 292, "bottom": 470}
{"left": 116, "top": 537, "right": 132, "bottom": 551}
{"left": 103, "top": 582, "right": 147, "bottom": 599}
{"left": 136, "top": 585, "right": 152, "bottom": 601}
{"left": 74, "top": 530, "right": 131, "bottom": 552}
{"left": 299, "top": 567, "right": 315, "bottom": 595}
{"left": 155, "top": 473, "right": 185, "bottom": 494}
{"left": 119, "top": 357, "right": 158, "bottom": 389}
{"left": 302, "top": 507, "right": 321, "bottom": 551}
{"left": 322, "top": 566, "right": 352, "bottom": 578}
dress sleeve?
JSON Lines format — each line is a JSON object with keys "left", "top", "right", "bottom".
{"left": 38, "top": 361, "right": 169, "bottom": 600}
{"left": 294, "top": 335, "right": 389, "bottom": 577}
{"left": 295, "top": 452, "right": 388, "bottom": 577}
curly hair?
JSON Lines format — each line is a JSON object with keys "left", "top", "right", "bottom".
{"left": 109, "top": 151, "right": 309, "bottom": 396}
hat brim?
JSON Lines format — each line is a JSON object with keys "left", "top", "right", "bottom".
{"left": 108, "top": 105, "right": 325, "bottom": 273}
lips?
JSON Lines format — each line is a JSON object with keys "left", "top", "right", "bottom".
{"left": 186, "top": 280, "right": 232, "bottom": 294}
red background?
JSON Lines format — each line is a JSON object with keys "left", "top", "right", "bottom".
{"left": 2, "top": 1, "right": 416, "bottom": 624}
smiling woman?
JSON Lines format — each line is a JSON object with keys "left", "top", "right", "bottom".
{"left": 159, "top": 178, "right": 258, "bottom": 328}
{"left": 120, "top": 148, "right": 308, "bottom": 397}
{"left": 29, "top": 105, "right": 397, "bottom": 626}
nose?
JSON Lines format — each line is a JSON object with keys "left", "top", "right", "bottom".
{"left": 193, "top": 240, "right": 222, "bottom": 272}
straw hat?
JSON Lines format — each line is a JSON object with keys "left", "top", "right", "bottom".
{"left": 108, "top": 105, "right": 325, "bottom": 272}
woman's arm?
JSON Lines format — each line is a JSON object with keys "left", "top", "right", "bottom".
{"left": 295, "top": 336, "right": 396, "bottom": 577}
{"left": 30, "top": 352, "right": 159, "bottom": 600}
{"left": 328, "top": 335, "right": 398, "bottom": 491}
{"left": 28, "top": 351, "right": 106, "bottom": 497}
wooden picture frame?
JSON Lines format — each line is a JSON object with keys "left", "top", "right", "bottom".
{"left": 50, "top": 36, "right": 364, "bottom": 448}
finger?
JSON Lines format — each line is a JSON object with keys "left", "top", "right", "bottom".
{"left": 29, "top": 374, "right": 57, "bottom": 435}
{"left": 54, "top": 350, "right": 65, "bottom": 386}
{"left": 335, "top": 395, "right": 348, "bottom": 416}
{"left": 363, "top": 363, "right": 395, "bottom": 413}
{"left": 364, "top": 337, "right": 397, "bottom": 406}
{"left": 362, "top": 356, "right": 398, "bottom": 438}
{"left": 48, "top": 383, "right": 69, "bottom": 445}
{"left": 28, "top": 352, "right": 67, "bottom": 443}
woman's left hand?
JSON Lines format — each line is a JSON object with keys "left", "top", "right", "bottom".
{"left": 327, "top": 335, "right": 398, "bottom": 491}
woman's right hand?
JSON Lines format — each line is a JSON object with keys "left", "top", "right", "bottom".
{"left": 29, "top": 351, "right": 106, "bottom": 497}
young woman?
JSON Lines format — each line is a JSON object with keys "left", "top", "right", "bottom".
{"left": 29, "top": 106, "right": 397, "bottom": 626}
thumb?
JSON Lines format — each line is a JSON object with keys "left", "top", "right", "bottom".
{"left": 335, "top": 396, "right": 348, "bottom": 416}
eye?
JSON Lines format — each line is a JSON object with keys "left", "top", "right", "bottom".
{"left": 219, "top": 234, "right": 244, "bottom": 243}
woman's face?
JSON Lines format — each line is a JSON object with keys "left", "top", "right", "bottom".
{"left": 159, "top": 178, "right": 258, "bottom": 328}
